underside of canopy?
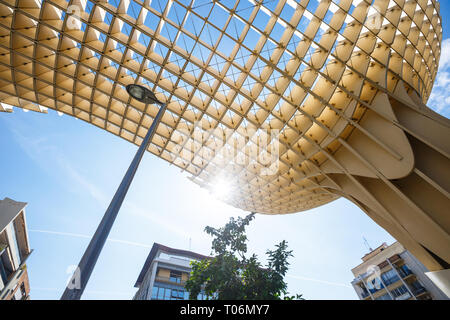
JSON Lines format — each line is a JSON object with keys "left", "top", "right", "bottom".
{"left": 0, "top": 0, "right": 449, "bottom": 270}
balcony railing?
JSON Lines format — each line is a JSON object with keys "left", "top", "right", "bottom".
{"left": 412, "top": 287, "right": 427, "bottom": 295}
{"left": 382, "top": 276, "right": 400, "bottom": 287}
{"left": 395, "top": 292, "right": 412, "bottom": 300}
{"left": 398, "top": 269, "right": 412, "bottom": 278}
{"left": 368, "top": 283, "right": 385, "bottom": 294}
{"left": 155, "top": 275, "right": 186, "bottom": 286}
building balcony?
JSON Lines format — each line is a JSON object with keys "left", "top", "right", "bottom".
{"left": 369, "top": 284, "right": 386, "bottom": 295}
{"left": 155, "top": 275, "right": 186, "bottom": 286}
{"left": 398, "top": 269, "right": 413, "bottom": 278}
{"left": 412, "top": 286, "right": 427, "bottom": 296}
{"left": 395, "top": 292, "right": 412, "bottom": 300}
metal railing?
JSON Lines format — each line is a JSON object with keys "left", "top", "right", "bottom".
{"left": 412, "top": 286, "right": 426, "bottom": 295}
{"left": 399, "top": 269, "right": 412, "bottom": 278}
{"left": 155, "top": 275, "right": 186, "bottom": 285}
{"left": 395, "top": 292, "right": 412, "bottom": 300}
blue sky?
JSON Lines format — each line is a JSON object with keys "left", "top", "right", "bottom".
{"left": 0, "top": 1, "right": 449, "bottom": 300}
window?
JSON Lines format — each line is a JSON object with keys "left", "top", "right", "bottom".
{"left": 0, "top": 253, "right": 8, "bottom": 284}
{"left": 20, "top": 282, "right": 26, "bottom": 296}
{"left": 359, "top": 285, "right": 369, "bottom": 298}
{"left": 196, "top": 291, "right": 213, "bottom": 300}
{"left": 151, "top": 286, "right": 158, "bottom": 299}
{"left": 390, "top": 285, "right": 410, "bottom": 299}
{"left": 410, "top": 281, "right": 426, "bottom": 295}
{"left": 164, "top": 288, "right": 171, "bottom": 299}
{"left": 151, "top": 284, "right": 214, "bottom": 300}
{"left": 375, "top": 293, "right": 391, "bottom": 300}
{"left": 157, "top": 286, "right": 164, "bottom": 299}
{"left": 398, "top": 265, "right": 412, "bottom": 277}
{"left": 152, "top": 286, "right": 188, "bottom": 300}
{"left": 0, "top": 249, "right": 13, "bottom": 281}
{"left": 197, "top": 292, "right": 206, "bottom": 300}
{"left": 381, "top": 269, "right": 400, "bottom": 286}
{"left": 171, "top": 288, "right": 185, "bottom": 300}
{"left": 170, "top": 270, "right": 182, "bottom": 283}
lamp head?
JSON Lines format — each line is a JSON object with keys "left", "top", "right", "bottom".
{"left": 126, "top": 84, "right": 163, "bottom": 105}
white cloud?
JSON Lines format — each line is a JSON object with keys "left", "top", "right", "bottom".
{"left": 427, "top": 38, "right": 450, "bottom": 118}
{"left": 438, "top": 38, "right": 450, "bottom": 70}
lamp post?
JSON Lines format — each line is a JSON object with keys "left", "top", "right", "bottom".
{"left": 61, "top": 84, "right": 167, "bottom": 300}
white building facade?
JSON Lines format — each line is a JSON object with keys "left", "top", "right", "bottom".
{"left": 351, "top": 242, "right": 448, "bottom": 300}
{"left": 133, "top": 243, "right": 210, "bottom": 300}
{"left": 0, "top": 197, "right": 32, "bottom": 300}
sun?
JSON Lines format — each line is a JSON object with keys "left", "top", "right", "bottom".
{"left": 210, "top": 178, "right": 232, "bottom": 200}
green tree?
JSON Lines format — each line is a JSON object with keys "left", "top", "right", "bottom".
{"left": 185, "top": 213, "right": 303, "bottom": 300}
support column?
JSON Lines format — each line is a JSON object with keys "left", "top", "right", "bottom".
{"left": 386, "top": 259, "right": 416, "bottom": 300}
{"left": 425, "top": 269, "right": 450, "bottom": 299}
{"left": 146, "top": 261, "right": 159, "bottom": 300}
{"left": 61, "top": 103, "right": 167, "bottom": 300}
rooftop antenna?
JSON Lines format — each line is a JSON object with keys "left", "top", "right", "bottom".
{"left": 363, "top": 237, "right": 373, "bottom": 252}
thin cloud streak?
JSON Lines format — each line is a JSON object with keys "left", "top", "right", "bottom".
{"left": 29, "top": 229, "right": 153, "bottom": 249}
{"left": 32, "top": 287, "right": 131, "bottom": 297}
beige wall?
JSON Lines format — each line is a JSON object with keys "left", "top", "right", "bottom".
{"left": 157, "top": 268, "right": 170, "bottom": 278}
{"left": 352, "top": 242, "right": 405, "bottom": 277}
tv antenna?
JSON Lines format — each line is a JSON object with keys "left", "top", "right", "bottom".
{"left": 363, "top": 237, "right": 373, "bottom": 252}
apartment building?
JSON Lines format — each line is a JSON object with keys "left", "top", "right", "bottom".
{"left": 0, "top": 197, "right": 32, "bottom": 300}
{"left": 351, "top": 242, "right": 448, "bottom": 300}
{"left": 133, "top": 243, "right": 210, "bottom": 300}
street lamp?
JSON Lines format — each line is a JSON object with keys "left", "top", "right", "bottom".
{"left": 126, "top": 84, "right": 165, "bottom": 106}
{"left": 61, "top": 84, "right": 167, "bottom": 300}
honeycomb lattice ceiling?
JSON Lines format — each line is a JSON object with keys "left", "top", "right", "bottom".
{"left": 0, "top": 0, "right": 443, "bottom": 214}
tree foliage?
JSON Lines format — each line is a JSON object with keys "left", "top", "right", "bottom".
{"left": 185, "top": 213, "right": 303, "bottom": 300}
